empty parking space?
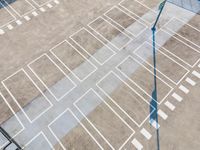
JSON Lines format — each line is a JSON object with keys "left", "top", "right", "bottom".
{"left": 88, "top": 17, "right": 131, "bottom": 50}
{"left": 116, "top": 56, "right": 172, "bottom": 104}
{"left": 49, "top": 109, "right": 102, "bottom": 150}
{"left": 28, "top": 54, "right": 76, "bottom": 101}
{"left": 104, "top": 6, "right": 147, "bottom": 37}
{"left": 6, "top": 0, "right": 35, "bottom": 17}
{"left": 2, "top": 69, "right": 52, "bottom": 122}
{"left": 97, "top": 72, "right": 155, "bottom": 127}
{"left": 50, "top": 40, "right": 97, "bottom": 81}
{"left": 0, "top": 2, "right": 15, "bottom": 27}
{"left": 134, "top": 42, "right": 189, "bottom": 84}
{"left": 154, "top": 29, "right": 200, "bottom": 67}
{"left": 70, "top": 28, "right": 115, "bottom": 65}
{"left": 74, "top": 89, "right": 134, "bottom": 149}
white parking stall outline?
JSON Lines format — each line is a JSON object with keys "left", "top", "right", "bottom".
{"left": 70, "top": 27, "right": 116, "bottom": 65}
{"left": 116, "top": 55, "right": 173, "bottom": 104}
{"left": 31, "top": 0, "right": 54, "bottom": 7}
{"left": 50, "top": 40, "right": 97, "bottom": 82}
{"left": 48, "top": 108, "right": 103, "bottom": 150}
{"left": 28, "top": 53, "right": 77, "bottom": 101}
{"left": 96, "top": 71, "right": 156, "bottom": 127}
{"left": 88, "top": 16, "right": 132, "bottom": 50}
{"left": 1, "top": 69, "right": 53, "bottom": 123}
{"left": 74, "top": 89, "right": 135, "bottom": 150}
{"left": 0, "top": 93, "right": 25, "bottom": 149}
{"left": 134, "top": 41, "right": 190, "bottom": 85}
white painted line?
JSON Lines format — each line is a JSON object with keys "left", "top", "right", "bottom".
{"left": 192, "top": 71, "right": 200, "bottom": 79}
{"left": 131, "top": 139, "right": 143, "bottom": 150}
{"left": 165, "top": 101, "right": 175, "bottom": 111}
{"left": 157, "top": 109, "right": 168, "bottom": 120}
{"left": 39, "top": 7, "right": 46, "bottom": 12}
{"left": 185, "top": 77, "right": 196, "bottom": 86}
{"left": 32, "top": 11, "right": 38, "bottom": 16}
{"left": 179, "top": 85, "right": 189, "bottom": 94}
{"left": 198, "top": 64, "right": 200, "bottom": 68}
{"left": 140, "top": 128, "right": 152, "bottom": 140}
{"left": 149, "top": 119, "right": 160, "bottom": 129}
{"left": 172, "top": 93, "right": 183, "bottom": 102}
{"left": 24, "top": 16, "right": 31, "bottom": 21}
{"left": 54, "top": 0, "right": 60, "bottom": 4}
{"left": 7, "top": 24, "right": 13, "bottom": 30}
{"left": 16, "top": 20, "right": 22, "bottom": 25}
{"left": 0, "top": 29, "right": 5, "bottom": 35}
{"left": 47, "top": 3, "right": 53, "bottom": 8}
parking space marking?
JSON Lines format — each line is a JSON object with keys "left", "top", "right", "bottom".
{"left": 104, "top": 6, "right": 147, "bottom": 37}
{"left": 39, "top": 7, "right": 46, "bottom": 12}
{"left": 88, "top": 16, "right": 132, "bottom": 50}
{"left": 157, "top": 109, "right": 168, "bottom": 120}
{"left": 131, "top": 138, "right": 143, "bottom": 150}
{"left": 134, "top": 42, "right": 189, "bottom": 85}
{"left": 16, "top": 20, "right": 22, "bottom": 25}
{"left": 7, "top": 24, "right": 13, "bottom": 30}
{"left": 165, "top": 101, "right": 175, "bottom": 111}
{"left": 116, "top": 55, "right": 173, "bottom": 104}
{"left": 140, "top": 128, "right": 152, "bottom": 140}
{"left": 2, "top": 69, "right": 53, "bottom": 123}
{"left": 50, "top": 40, "right": 97, "bottom": 81}
{"left": 74, "top": 89, "right": 134, "bottom": 150}
{"left": 54, "top": 0, "right": 60, "bottom": 4}
{"left": 24, "top": 16, "right": 31, "bottom": 21}
{"left": 96, "top": 71, "right": 155, "bottom": 127}
{"left": 70, "top": 27, "right": 116, "bottom": 65}
{"left": 47, "top": 3, "right": 53, "bottom": 8}
{"left": 0, "top": 29, "right": 5, "bottom": 35}
{"left": 192, "top": 70, "right": 200, "bottom": 79}
{"left": 32, "top": 0, "right": 53, "bottom": 7}
{"left": 32, "top": 11, "right": 38, "bottom": 17}
{"left": 150, "top": 119, "right": 160, "bottom": 129}
{"left": 198, "top": 63, "right": 200, "bottom": 68}
{"left": 48, "top": 109, "right": 103, "bottom": 150}
{"left": 179, "top": 85, "right": 189, "bottom": 94}
{"left": 28, "top": 53, "right": 76, "bottom": 101}
{"left": 172, "top": 93, "right": 183, "bottom": 102}
{"left": 185, "top": 77, "right": 196, "bottom": 86}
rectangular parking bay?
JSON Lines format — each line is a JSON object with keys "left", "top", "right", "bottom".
{"left": 74, "top": 90, "right": 134, "bottom": 149}
{"left": 155, "top": 29, "right": 200, "bottom": 67}
{"left": 134, "top": 42, "right": 189, "bottom": 84}
{"left": 28, "top": 54, "right": 76, "bottom": 101}
{"left": 70, "top": 28, "right": 115, "bottom": 65}
{"left": 104, "top": 6, "right": 147, "bottom": 37}
{"left": 49, "top": 109, "right": 102, "bottom": 150}
{"left": 50, "top": 40, "right": 97, "bottom": 81}
{"left": 2, "top": 69, "right": 52, "bottom": 122}
{"left": 97, "top": 72, "right": 155, "bottom": 127}
{"left": 88, "top": 17, "right": 131, "bottom": 50}
{"left": 0, "top": 2, "right": 15, "bottom": 27}
{"left": 116, "top": 56, "right": 172, "bottom": 104}
{"left": 7, "top": 0, "right": 35, "bottom": 17}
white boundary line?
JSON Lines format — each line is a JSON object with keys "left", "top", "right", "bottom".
{"left": 134, "top": 41, "right": 190, "bottom": 85}
{"left": 152, "top": 28, "right": 200, "bottom": 68}
{"left": 0, "top": 93, "right": 25, "bottom": 149}
{"left": 1, "top": 69, "right": 53, "bottom": 123}
{"left": 50, "top": 40, "right": 97, "bottom": 82}
{"left": 48, "top": 108, "right": 103, "bottom": 150}
{"left": 116, "top": 55, "right": 173, "bottom": 104}
{"left": 74, "top": 89, "right": 135, "bottom": 150}
{"left": 88, "top": 16, "right": 132, "bottom": 51}
{"left": 104, "top": 5, "right": 148, "bottom": 38}
{"left": 96, "top": 71, "right": 156, "bottom": 127}
{"left": 23, "top": 131, "right": 55, "bottom": 150}
{"left": 0, "top": 1, "right": 16, "bottom": 28}
{"left": 31, "top": 0, "right": 54, "bottom": 7}
{"left": 28, "top": 53, "right": 77, "bottom": 101}
{"left": 164, "top": 17, "right": 200, "bottom": 50}
{"left": 4, "top": 0, "right": 36, "bottom": 17}
{"left": 70, "top": 27, "right": 116, "bottom": 65}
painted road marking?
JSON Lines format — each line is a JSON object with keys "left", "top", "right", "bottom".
{"left": 16, "top": 20, "right": 22, "bottom": 25}
{"left": 24, "top": 16, "right": 31, "bottom": 21}
{"left": 47, "top": 3, "right": 53, "bottom": 8}
{"left": 192, "top": 70, "right": 200, "bottom": 79}
{"left": 157, "top": 109, "right": 168, "bottom": 120}
{"left": 32, "top": 11, "right": 38, "bottom": 17}
{"left": 40, "top": 7, "right": 46, "bottom": 12}
{"left": 54, "top": 0, "right": 60, "bottom": 4}
{"left": 131, "top": 139, "right": 143, "bottom": 150}
{"left": 198, "top": 64, "right": 200, "bottom": 68}
{"left": 185, "top": 77, "right": 196, "bottom": 86}
{"left": 149, "top": 119, "right": 160, "bottom": 129}
{"left": 0, "top": 29, "right": 5, "bottom": 35}
{"left": 140, "top": 128, "right": 152, "bottom": 140}
{"left": 7, "top": 24, "right": 13, "bottom": 30}
{"left": 179, "top": 85, "right": 189, "bottom": 94}
{"left": 165, "top": 101, "right": 175, "bottom": 111}
{"left": 172, "top": 92, "right": 183, "bottom": 102}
